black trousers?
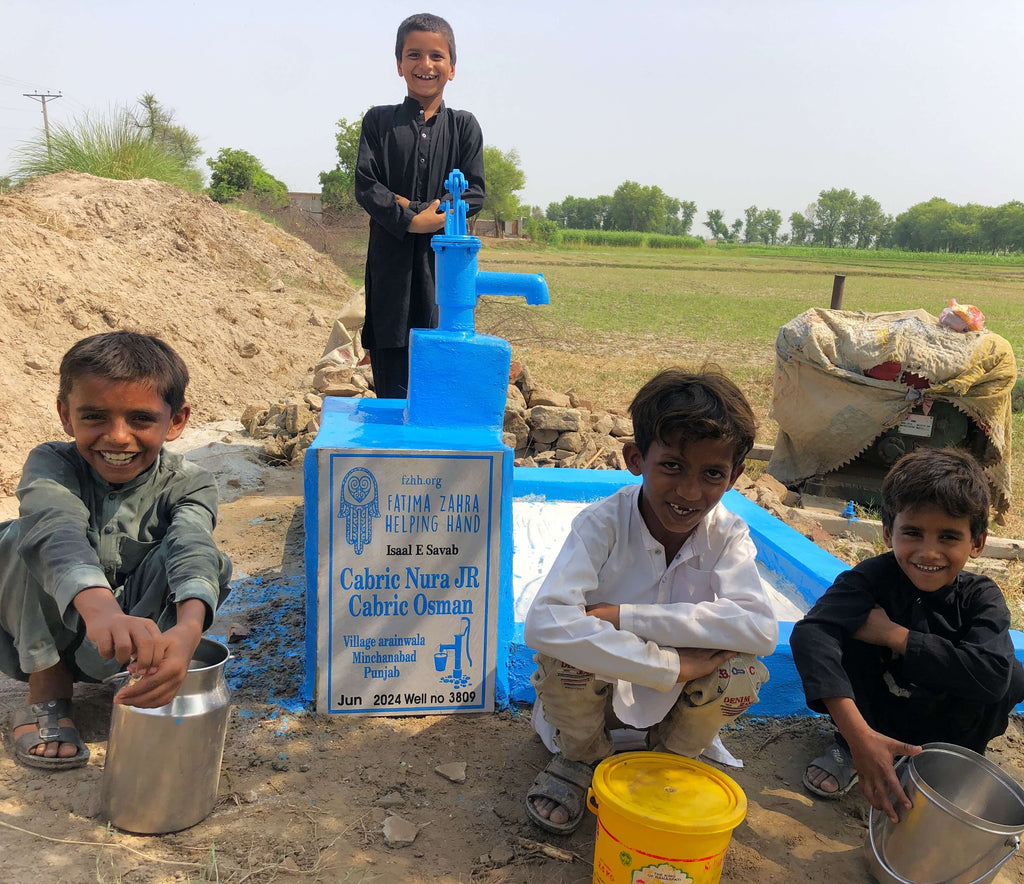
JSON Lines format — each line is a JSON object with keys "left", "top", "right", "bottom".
{"left": 368, "top": 346, "right": 410, "bottom": 400}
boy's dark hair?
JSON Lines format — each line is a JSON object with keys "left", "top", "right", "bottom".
{"left": 395, "top": 13, "right": 457, "bottom": 64}
{"left": 880, "top": 448, "right": 990, "bottom": 541}
{"left": 58, "top": 331, "right": 190, "bottom": 412}
{"left": 629, "top": 367, "right": 756, "bottom": 469}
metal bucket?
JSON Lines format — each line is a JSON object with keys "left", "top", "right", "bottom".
{"left": 865, "top": 743, "right": 1024, "bottom": 884}
{"left": 101, "top": 638, "right": 232, "bottom": 834}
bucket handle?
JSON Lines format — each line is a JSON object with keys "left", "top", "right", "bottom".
{"left": 587, "top": 787, "right": 599, "bottom": 816}
{"left": 869, "top": 803, "right": 1020, "bottom": 884}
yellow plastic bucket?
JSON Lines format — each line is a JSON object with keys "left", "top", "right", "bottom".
{"left": 587, "top": 751, "right": 747, "bottom": 884}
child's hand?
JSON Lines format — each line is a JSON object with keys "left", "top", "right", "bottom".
{"left": 75, "top": 587, "right": 164, "bottom": 669}
{"left": 848, "top": 730, "right": 922, "bottom": 824}
{"left": 585, "top": 603, "right": 620, "bottom": 629}
{"left": 675, "top": 647, "right": 736, "bottom": 683}
{"left": 854, "top": 606, "right": 910, "bottom": 655}
{"left": 114, "top": 621, "right": 201, "bottom": 709}
{"left": 408, "top": 199, "right": 447, "bottom": 233}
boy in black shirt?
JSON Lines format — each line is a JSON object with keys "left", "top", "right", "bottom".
{"left": 791, "top": 448, "right": 1024, "bottom": 823}
{"left": 354, "top": 12, "right": 485, "bottom": 399}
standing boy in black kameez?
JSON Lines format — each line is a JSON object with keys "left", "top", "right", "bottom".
{"left": 355, "top": 12, "right": 485, "bottom": 399}
{"left": 791, "top": 448, "right": 1024, "bottom": 823}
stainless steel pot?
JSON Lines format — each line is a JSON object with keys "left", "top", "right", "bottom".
{"left": 100, "top": 638, "right": 232, "bottom": 834}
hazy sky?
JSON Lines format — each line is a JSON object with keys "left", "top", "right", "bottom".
{"left": 3, "top": 0, "right": 1022, "bottom": 230}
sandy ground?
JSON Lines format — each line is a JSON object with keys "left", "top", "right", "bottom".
{"left": 3, "top": 442, "right": 1024, "bottom": 884}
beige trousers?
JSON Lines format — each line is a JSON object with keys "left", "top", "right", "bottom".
{"left": 531, "top": 652, "right": 769, "bottom": 763}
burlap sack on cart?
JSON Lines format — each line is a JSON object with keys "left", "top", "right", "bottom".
{"left": 768, "top": 308, "right": 1015, "bottom": 515}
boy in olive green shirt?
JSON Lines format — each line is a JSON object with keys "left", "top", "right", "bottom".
{"left": 0, "top": 331, "right": 231, "bottom": 769}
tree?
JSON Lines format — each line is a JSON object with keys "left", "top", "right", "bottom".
{"left": 545, "top": 201, "right": 564, "bottom": 224}
{"left": 788, "top": 192, "right": 891, "bottom": 249}
{"left": 759, "top": 209, "right": 782, "bottom": 245}
{"left": 134, "top": 94, "right": 202, "bottom": 171}
{"left": 546, "top": 185, "right": 693, "bottom": 235}
{"left": 546, "top": 195, "right": 612, "bottom": 229}
{"left": 744, "top": 206, "right": 782, "bottom": 244}
{"left": 853, "top": 195, "right": 886, "bottom": 249}
{"left": 893, "top": 199, "right": 990, "bottom": 252}
{"left": 892, "top": 197, "right": 957, "bottom": 251}
{"left": 608, "top": 181, "right": 661, "bottom": 232}
{"left": 319, "top": 113, "right": 366, "bottom": 210}
{"left": 743, "top": 205, "right": 761, "bottom": 243}
{"left": 875, "top": 215, "right": 896, "bottom": 249}
{"left": 582, "top": 195, "right": 612, "bottom": 229}
{"left": 814, "top": 188, "right": 859, "bottom": 247}
{"left": 482, "top": 146, "right": 526, "bottom": 236}
{"left": 206, "top": 148, "right": 288, "bottom": 206}
{"left": 703, "top": 209, "right": 728, "bottom": 240}
{"left": 980, "top": 201, "right": 1024, "bottom": 252}
{"left": 677, "top": 200, "right": 698, "bottom": 236}
{"left": 729, "top": 218, "right": 743, "bottom": 242}
{"left": 789, "top": 212, "right": 810, "bottom": 245}
{"left": 608, "top": 181, "right": 693, "bottom": 233}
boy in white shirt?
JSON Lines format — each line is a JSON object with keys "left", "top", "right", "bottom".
{"left": 523, "top": 368, "right": 778, "bottom": 833}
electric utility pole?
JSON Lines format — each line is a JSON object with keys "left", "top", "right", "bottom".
{"left": 23, "top": 92, "right": 62, "bottom": 159}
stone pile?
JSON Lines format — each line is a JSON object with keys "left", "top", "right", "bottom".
{"left": 238, "top": 360, "right": 635, "bottom": 470}
{"left": 238, "top": 360, "right": 369, "bottom": 466}
{"left": 504, "top": 362, "right": 633, "bottom": 469}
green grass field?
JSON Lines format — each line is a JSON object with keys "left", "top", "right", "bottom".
{"left": 474, "top": 242, "right": 1023, "bottom": 541}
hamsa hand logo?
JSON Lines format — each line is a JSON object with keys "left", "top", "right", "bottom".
{"left": 338, "top": 467, "right": 379, "bottom": 554}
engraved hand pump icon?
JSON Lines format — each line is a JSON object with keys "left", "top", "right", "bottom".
{"left": 434, "top": 616, "right": 472, "bottom": 687}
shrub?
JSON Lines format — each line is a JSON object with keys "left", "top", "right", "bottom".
{"left": 12, "top": 107, "right": 204, "bottom": 190}
{"left": 524, "top": 216, "right": 561, "bottom": 245}
{"left": 207, "top": 148, "right": 288, "bottom": 207}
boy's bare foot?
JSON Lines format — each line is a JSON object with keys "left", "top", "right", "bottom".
{"left": 804, "top": 764, "right": 842, "bottom": 794}
{"left": 14, "top": 705, "right": 81, "bottom": 759}
{"left": 525, "top": 756, "right": 593, "bottom": 834}
{"left": 530, "top": 795, "right": 571, "bottom": 826}
{"left": 15, "top": 662, "right": 81, "bottom": 760}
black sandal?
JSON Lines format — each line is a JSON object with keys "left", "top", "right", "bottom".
{"left": 802, "top": 741, "right": 858, "bottom": 798}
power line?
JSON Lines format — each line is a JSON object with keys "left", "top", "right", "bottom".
{"left": 23, "top": 91, "right": 61, "bottom": 159}
{"left": 0, "top": 73, "right": 43, "bottom": 89}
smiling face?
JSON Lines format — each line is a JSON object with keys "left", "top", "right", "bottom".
{"left": 883, "top": 503, "right": 985, "bottom": 592}
{"left": 397, "top": 29, "right": 455, "bottom": 112}
{"left": 57, "top": 373, "right": 189, "bottom": 485}
{"left": 626, "top": 435, "right": 743, "bottom": 557}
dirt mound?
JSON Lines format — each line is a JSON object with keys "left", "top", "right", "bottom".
{"left": 0, "top": 171, "right": 357, "bottom": 493}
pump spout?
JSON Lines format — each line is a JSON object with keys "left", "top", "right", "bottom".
{"left": 475, "top": 270, "right": 549, "bottom": 306}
